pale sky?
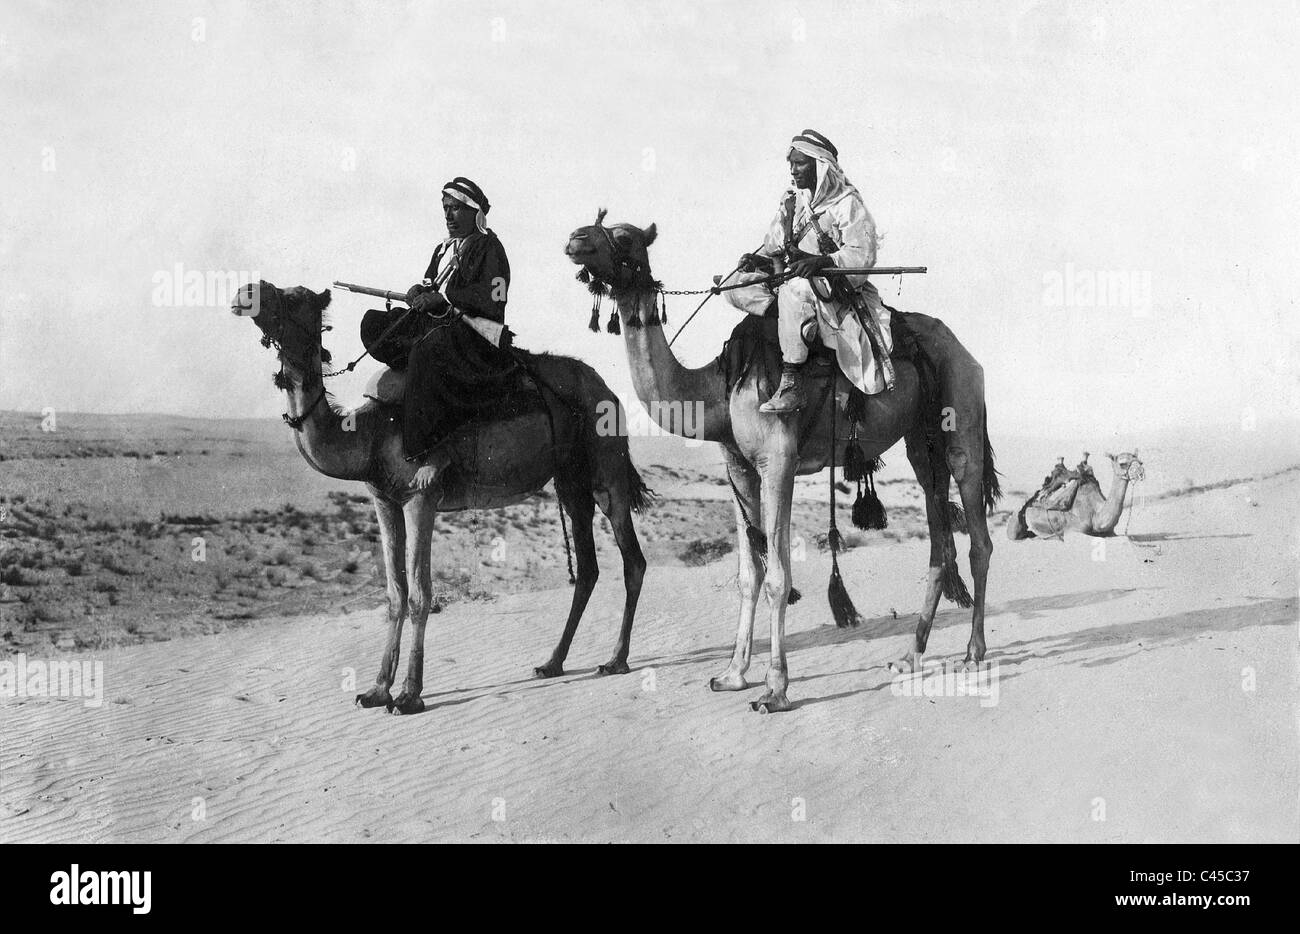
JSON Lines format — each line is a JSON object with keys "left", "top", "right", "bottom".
{"left": 2, "top": 0, "right": 1296, "bottom": 436}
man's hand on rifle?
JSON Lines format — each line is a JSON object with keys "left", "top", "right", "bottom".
{"left": 788, "top": 250, "right": 833, "bottom": 278}
{"left": 738, "top": 252, "right": 774, "bottom": 274}
{"left": 405, "top": 283, "right": 428, "bottom": 303}
{"left": 410, "top": 291, "right": 449, "bottom": 315}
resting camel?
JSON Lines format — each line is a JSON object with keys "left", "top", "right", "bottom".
{"left": 231, "top": 281, "right": 650, "bottom": 715}
{"left": 1008, "top": 451, "right": 1145, "bottom": 539}
{"left": 565, "top": 213, "right": 1000, "bottom": 712}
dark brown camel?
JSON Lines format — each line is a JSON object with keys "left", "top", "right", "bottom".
{"left": 232, "top": 281, "right": 650, "bottom": 714}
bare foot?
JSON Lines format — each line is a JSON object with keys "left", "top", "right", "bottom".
{"left": 534, "top": 660, "right": 564, "bottom": 678}
{"left": 410, "top": 465, "right": 439, "bottom": 490}
{"left": 597, "top": 659, "right": 631, "bottom": 676}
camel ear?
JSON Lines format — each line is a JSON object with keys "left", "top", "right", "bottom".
{"left": 315, "top": 288, "right": 332, "bottom": 310}
{"left": 642, "top": 223, "right": 657, "bottom": 247}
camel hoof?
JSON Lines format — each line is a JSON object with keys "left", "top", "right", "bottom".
{"left": 534, "top": 661, "right": 564, "bottom": 679}
{"left": 960, "top": 651, "right": 987, "bottom": 670}
{"left": 709, "top": 672, "right": 749, "bottom": 692}
{"left": 355, "top": 687, "right": 393, "bottom": 709}
{"left": 386, "top": 693, "right": 425, "bottom": 716}
{"left": 749, "top": 691, "right": 792, "bottom": 714}
{"left": 597, "top": 659, "right": 631, "bottom": 676}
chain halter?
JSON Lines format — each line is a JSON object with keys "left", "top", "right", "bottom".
{"left": 574, "top": 208, "right": 665, "bottom": 333}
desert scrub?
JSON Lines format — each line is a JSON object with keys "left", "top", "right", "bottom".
{"left": 1, "top": 565, "right": 30, "bottom": 586}
{"left": 680, "top": 537, "right": 734, "bottom": 566}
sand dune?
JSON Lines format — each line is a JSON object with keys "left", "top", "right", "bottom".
{"left": 2, "top": 466, "right": 1294, "bottom": 843}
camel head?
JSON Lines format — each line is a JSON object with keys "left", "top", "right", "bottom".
{"left": 231, "top": 280, "right": 334, "bottom": 376}
{"left": 1105, "top": 450, "right": 1145, "bottom": 482}
{"left": 564, "top": 209, "right": 659, "bottom": 295}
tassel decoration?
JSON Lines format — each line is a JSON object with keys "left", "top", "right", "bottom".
{"left": 843, "top": 442, "right": 867, "bottom": 482}
{"left": 828, "top": 553, "right": 864, "bottom": 628}
{"left": 606, "top": 308, "right": 621, "bottom": 334}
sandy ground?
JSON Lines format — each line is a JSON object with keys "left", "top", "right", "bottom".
{"left": 2, "top": 464, "right": 1295, "bottom": 843}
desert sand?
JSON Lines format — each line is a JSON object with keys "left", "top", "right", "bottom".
{"left": 1, "top": 416, "right": 1295, "bottom": 843}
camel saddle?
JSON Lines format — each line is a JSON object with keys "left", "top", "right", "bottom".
{"left": 716, "top": 302, "right": 927, "bottom": 426}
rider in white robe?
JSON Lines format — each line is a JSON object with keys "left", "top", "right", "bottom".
{"left": 724, "top": 130, "right": 893, "bottom": 411}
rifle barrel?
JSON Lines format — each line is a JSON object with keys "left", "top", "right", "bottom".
{"left": 332, "top": 281, "right": 408, "bottom": 303}
{"left": 819, "top": 266, "right": 927, "bottom": 276}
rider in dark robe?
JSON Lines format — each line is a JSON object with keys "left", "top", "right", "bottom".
{"left": 402, "top": 177, "right": 517, "bottom": 489}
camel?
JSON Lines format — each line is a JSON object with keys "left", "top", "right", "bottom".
{"left": 1007, "top": 451, "right": 1145, "bottom": 540}
{"left": 564, "top": 213, "right": 1000, "bottom": 712}
{"left": 231, "top": 281, "right": 650, "bottom": 715}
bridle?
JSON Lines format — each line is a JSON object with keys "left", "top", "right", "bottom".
{"left": 576, "top": 210, "right": 663, "bottom": 332}
{"left": 250, "top": 285, "right": 335, "bottom": 431}
{"left": 1116, "top": 456, "right": 1145, "bottom": 483}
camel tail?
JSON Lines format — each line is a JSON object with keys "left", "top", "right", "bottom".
{"left": 982, "top": 408, "right": 1002, "bottom": 514}
{"left": 626, "top": 458, "right": 654, "bottom": 514}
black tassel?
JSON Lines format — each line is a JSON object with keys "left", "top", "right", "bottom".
{"left": 626, "top": 304, "right": 641, "bottom": 328}
{"left": 576, "top": 268, "right": 591, "bottom": 284}
{"left": 865, "top": 474, "right": 888, "bottom": 529}
{"left": 846, "top": 389, "right": 867, "bottom": 426}
{"left": 606, "top": 308, "right": 621, "bottom": 334}
{"left": 843, "top": 442, "right": 867, "bottom": 482}
{"left": 588, "top": 305, "right": 600, "bottom": 332}
{"left": 827, "top": 526, "right": 843, "bottom": 553}
{"left": 851, "top": 490, "right": 870, "bottom": 529}
{"left": 319, "top": 347, "right": 332, "bottom": 364}
{"left": 659, "top": 292, "right": 667, "bottom": 325}
{"left": 828, "top": 553, "right": 864, "bottom": 628}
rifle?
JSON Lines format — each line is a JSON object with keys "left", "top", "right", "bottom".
{"left": 332, "top": 281, "right": 409, "bottom": 305}
{"left": 818, "top": 266, "right": 927, "bottom": 276}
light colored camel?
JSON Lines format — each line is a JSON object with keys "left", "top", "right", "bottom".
{"left": 1008, "top": 451, "right": 1145, "bottom": 539}
{"left": 565, "top": 215, "right": 1000, "bottom": 712}
{"left": 232, "top": 281, "right": 650, "bottom": 715}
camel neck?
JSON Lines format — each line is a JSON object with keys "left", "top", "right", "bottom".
{"left": 280, "top": 353, "right": 374, "bottom": 482}
{"left": 1094, "top": 470, "right": 1132, "bottom": 532}
{"left": 612, "top": 286, "right": 729, "bottom": 445}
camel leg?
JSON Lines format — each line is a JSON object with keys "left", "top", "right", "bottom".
{"left": 535, "top": 484, "right": 598, "bottom": 678}
{"left": 951, "top": 445, "right": 993, "bottom": 666}
{"left": 356, "top": 496, "right": 406, "bottom": 709}
{"left": 750, "top": 455, "right": 797, "bottom": 714}
{"left": 593, "top": 487, "right": 646, "bottom": 675}
{"left": 889, "top": 433, "right": 947, "bottom": 675}
{"left": 389, "top": 495, "right": 437, "bottom": 715}
{"left": 710, "top": 452, "right": 763, "bottom": 692}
